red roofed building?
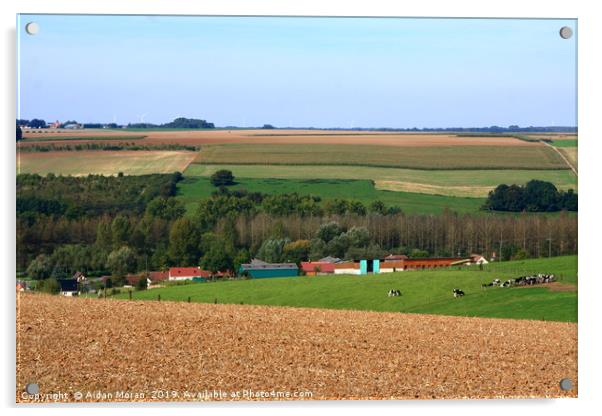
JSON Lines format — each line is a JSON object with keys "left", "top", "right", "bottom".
{"left": 300, "top": 261, "right": 337, "bottom": 276}
{"left": 148, "top": 271, "right": 169, "bottom": 282}
{"left": 168, "top": 267, "right": 229, "bottom": 281}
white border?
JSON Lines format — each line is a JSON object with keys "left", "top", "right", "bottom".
{"left": 2, "top": 1, "right": 601, "bottom": 415}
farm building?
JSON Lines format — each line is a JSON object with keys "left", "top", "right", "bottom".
{"left": 239, "top": 259, "right": 298, "bottom": 278}
{"left": 332, "top": 254, "right": 487, "bottom": 275}
{"left": 301, "top": 256, "right": 342, "bottom": 276}
{"left": 168, "top": 267, "right": 228, "bottom": 281}
{"left": 58, "top": 279, "right": 78, "bottom": 296}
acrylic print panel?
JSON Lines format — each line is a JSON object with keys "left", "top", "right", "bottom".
{"left": 16, "top": 15, "right": 577, "bottom": 403}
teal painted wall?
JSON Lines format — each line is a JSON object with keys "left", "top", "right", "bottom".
{"left": 373, "top": 259, "right": 380, "bottom": 274}
{"left": 242, "top": 268, "right": 298, "bottom": 278}
{"left": 360, "top": 260, "right": 368, "bottom": 275}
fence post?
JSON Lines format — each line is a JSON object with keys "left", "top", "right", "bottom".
{"left": 188, "top": 296, "right": 191, "bottom": 303}
{"left": 129, "top": 290, "right": 132, "bottom": 301}
{"left": 214, "top": 298, "right": 217, "bottom": 304}
{"left": 158, "top": 294, "right": 161, "bottom": 302}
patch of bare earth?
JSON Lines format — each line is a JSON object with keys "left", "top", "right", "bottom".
{"left": 16, "top": 293, "right": 577, "bottom": 403}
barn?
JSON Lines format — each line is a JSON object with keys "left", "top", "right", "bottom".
{"left": 58, "top": 279, "right": 78, "bottom": 296}
{"left": 239, "top": 259, "right": 298, "bottom": 278}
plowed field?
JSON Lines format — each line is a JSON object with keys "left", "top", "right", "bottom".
{"left": 16, "top": 294, "right": 577, "bottom": 402}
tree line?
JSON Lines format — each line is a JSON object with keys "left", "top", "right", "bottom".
{"left": 483, "top": 180, "right": 577, "bottom": 212}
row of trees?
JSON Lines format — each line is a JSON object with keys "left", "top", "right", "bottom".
{"left": 483, "top": 180, "right": 577, "bottom": 212}
{"left": 127, "top": 117, "right": 214, "bottom": 129}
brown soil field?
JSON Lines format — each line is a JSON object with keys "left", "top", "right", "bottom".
{"left": 17, "top": 293, "right": 577, "bottom": 403}
{"left": 21, "top": 129, "right": 540, "bottom": 148}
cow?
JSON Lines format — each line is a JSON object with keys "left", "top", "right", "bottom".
{"left": 453, "top": 288, "right": 465, "bottom": 298}
{"left": 388, "top": 289, "right": 401, "bottom": 297}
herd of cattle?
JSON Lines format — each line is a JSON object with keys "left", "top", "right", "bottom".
{"left": 481, "top": 273, "right": 556, "bottom": 289}
{"left": 387, "top": 273, "right": 556, "bottom": 299}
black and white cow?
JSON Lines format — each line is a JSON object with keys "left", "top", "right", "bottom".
{"left": 388, "top": 289, "right": 401, "bottom": 297}
{"left": 452, "top": 288, "right": 465, "bottom": 298}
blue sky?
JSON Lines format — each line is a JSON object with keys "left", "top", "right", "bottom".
{"left": 17, "top": 15, "right": 577, "bottom": 128}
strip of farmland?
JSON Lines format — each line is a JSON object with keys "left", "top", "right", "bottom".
{"left": 194, "top": 143, "right": 569, "bottom": 170}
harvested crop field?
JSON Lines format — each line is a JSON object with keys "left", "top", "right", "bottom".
{"left": 17, "top": 151, "right": 196, "bottom": 176}
{"left": 21, "top": 129, "right": 540, "bottom": 148}
{"left": 194, "top": 143, "right": 568, "bottom": 170}
{"left": 17, "top": 293, "right": 577, "bottom": 402}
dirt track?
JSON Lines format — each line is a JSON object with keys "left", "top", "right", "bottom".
{"left": 16, "top": 293, "right": 577, "bottom": 402}
{"left": 20, "top": 129, "right": 539, "bottom": 148}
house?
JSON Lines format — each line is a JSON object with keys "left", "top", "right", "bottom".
{"left": 73, "top": 271, "right": 87, "bottom": 284}
{"left": 58, "top": 279, "right": 78, "bottom": 296}
{"left": 168, "top": 267, "right": 227, "bottom": 281}
{"left": 470, "top": 254, "right": 489, "bottom": 265}
{"left": 239, "top": 259, "right": 298, "bottom": 278}
{"left": 125, "top": 274, "right": 152, "bottom": 288}
{"left": 148, "top": 270, "right": 169, "bottom": 283}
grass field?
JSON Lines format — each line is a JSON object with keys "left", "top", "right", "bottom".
{"left": 17, "top": 151, "right": 196, "bottom": 176}
{"left": 185, "top": 164, "right": 577, "bottom": 197}
{"left": 117, "top": 256, "right": 577, "bottom": 322}
{"left": 176, "top": 176, "right": 485, "bottom": 214}
{"left": 552, "top": 139, "right": 578, "bottom": 148}
{"left": 194, "top": 143, "right": 568, "bottom": 170}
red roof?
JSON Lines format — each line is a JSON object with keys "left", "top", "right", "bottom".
{"left": 169, "top": 267, "right": 204, "bottom": 278}
{"left": 149, "top": 271, "right": 169, "bottom": 282}
{"left": 300, "top": 262, "right": 336, "bottom": 273}
{"left": 125, "top": 274, "right": 145, "bottom": 286}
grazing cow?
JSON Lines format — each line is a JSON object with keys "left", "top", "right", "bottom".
{"left": 452, "top": 288, "right": 465, "bottom": 298}
{"left": 388, "top": 289, "right": 401, "bottom": 297}
{"left": 492, "top": 278, "right": 501, "bottom": 286}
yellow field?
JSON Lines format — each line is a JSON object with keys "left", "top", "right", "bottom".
{"left": 17, "top": 151, "right": 196, "bottom": 176}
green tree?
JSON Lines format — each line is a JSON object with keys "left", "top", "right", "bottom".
{"left": 111, "top": 215, "right": 131, "bottom": 248}
{"left": 316, "top": 221, "right": 343, "bottom": 243}
{"left": 168, "top": 217, "right": 200, "bottom": 265}
{"left": 210, "top": 170, "right": 235, "bottom": 187}
{"left": 145, "top": 197, "right": 185, "bottom": 220}
{"left": 136, "top": 273, "right": 148, "bottom": 290}
{"left": 200, "top": 241, "right": 233, "bottom": 275}
{"left": 283, "top": 240, "right": 311, "bottom": 263}
{"left": 106, "top": 246, "right": 137, "bottom": 280}
{"left": 38, "top": 277, "right": 60, "bottom": 294}
{"left": 26, "top": 254, "right": 52, "bottom": 280}
{"left": 256, "top": 238, "right": 290, "bottom": 263}
{"left": 369, "top": 200, "right": 386, "bottom": 214}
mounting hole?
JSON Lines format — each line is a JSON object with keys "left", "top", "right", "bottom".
{"left": 559, "top": 378, "right": 573, "bottom": 391}
{"left": 559, "top": 26, "right": 573, "bottom": 39}
{"left": 25, "top": 22, "right": 39, "bottom": 35}
{"left": 25, "top": 383, "right": 39, "bottom": 394}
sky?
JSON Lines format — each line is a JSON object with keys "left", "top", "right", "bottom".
{"left": 17, "top": 15, "right": 577, "bottom": 128}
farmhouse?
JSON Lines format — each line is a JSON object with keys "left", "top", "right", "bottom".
{"left": 58, "top": 279, "right": 78, "bottom": 296}
{"left": 239, "top": 259, "right": 298, "bottom": 278}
